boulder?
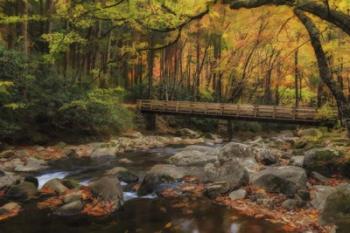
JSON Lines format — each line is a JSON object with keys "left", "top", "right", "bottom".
{"left": 290, "top": 156, "right": 304, "bottom": 167}
{"left": 0, "top": 202, "right": 21, "bottom": 215}
{"left": 42, "top": 179, "right": 69, "bottom": 194}
{"left": 176, "top": 128, "right": 201, "bottom": 139}
{"left": 24, "top": 176, "right": 39, "bottom": 188}
{"left": 168, "top": 149, "right": 217, "bottom": 166}
{"left": 298, "top": 128, "right": 323, "bottom": 138}
{"left": 63, "top": 191, "right": 83, "bottom": 203}
{"left": 229, "top": 189, "right": 247, "bottom": 200}
{"left": 303, "top": 148, "right": 341, "bottom": 177}
{"left": 138, "top": 164, "right": 186, "bottom": 195}
{"left": 255, "top": 148, "right": 278, "bottom": 165}
{"left": 0, "top": 150, "right": 15, "bottom": 159}
{"left": 54, "top": 200, "right": 83, "bottom": 216}
{"left": 310, "top": 172, "right": 329, "bottom": 184}
{"left": 14, "top": 157, "right": 48, "bottom": 172}
{"left": 311, "top": 185, "right": 336, "bottom": 210}
{"left": 89, "top": 176, "right": 123, "bottom": 209}
{"left": 61, "top": 179, "right": 80, "bottom": 190}
{"left": 6, "top": 181, "right": 38, "bottom": 200}
{"left": 90, "top": 146, "right": 118, "bottom": 158}
{"left": 204, "top": 160, "right": 249, "bottom": 198}
{"left": 105, "top": 167, "right": 138, "bottom": 183}
{"left": 180, "top": 145, "right": 218, "bottom": 154}
{"left": 321, "top": 184, "right": 350, "bottom": 229}
{"left": 252, "top": 166, "right": 307, "bottom": 196}
{"left": 118, "top": 158, "right": 133, "bottom": 164}
{"left": 121, "top": 131, "right": 143, "bottom": 139}
{"left": 218, "top": 142, "right": 256, "bottom": 162}
{"left": 281, "top": 198, "right": 303, "bottom": 211}
{"left": 0, "top": 172, "right": 21, "bottom": 190}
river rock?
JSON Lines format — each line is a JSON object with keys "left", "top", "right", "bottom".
{"left": 252, "top": 166, "right": 307, "bottom": 196}
{"left": 298, "top": 128, "right": 323, "bottom": 138}
{"left": 0, "top": 202, "right": 21, "bottom": 215}
{"left": 303, "top": 148, "right": 341, "bottom": 177}
{"left": 6, "top": 181, "right": 38, "bottom": 200}
{"left": 89, "top": 176, "right": 123, "bottom": 209}
{"left": 169, "top": 149, "right": 218, "bottom": 166}
{"left": 176, "top": 128, "right": 201, "bottom": 139}
{"left": 320, "top": 184, "right": 350, "bottom": 229}
{"left": 42, "top": 179, "right": 69, "bottom": 194}
{"left": 204, "top": 160, "right": 249, "bottom": 198}
{"left": 229, "top": 189, "right": 247, "bottom": 200}
{"left": 121, "top": 131, "right": 143, "bottom": 139}
{"left": 311, "top": 185, "right": 336, "bottom": 210}
{"left": 63, "top": 191, "right": 83, "bottom": 203}
{"left": 55, "top": 200, "right": 83, "bottom": 216}
{"left": 90, "top": 146, "right": 118, "bottom": 158}
{"left": 105, "top": 167, "right": 138, "bottom": 183}
{"left": 14, "top": 157, "right": 48, "bottom": 172}
{"left": 281, "top": 198, "right": 303, "bottom": 210}
{"left": 0, "top": 172, "right": 21, "bottom": 190}
{"left": 255, "top": 148, "right": 278, "bottom": 165}
{"left": 290, "top": 156, "right": 304, "bottom": 167}
{"left": 218, "top": 142, "right": 256, "bottom": 162}
{"left": 138, "top": 164, "right": 186, "bottom": 195}
{"left": 0, "top": 150, "right": 15, "bottom": 159}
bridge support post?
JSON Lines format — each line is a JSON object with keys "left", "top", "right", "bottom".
{"left": 227, "top": 120, "right": 233, "bottom": 141}
{"left": 145, "top": 113, "right": 156, "bottom": 131}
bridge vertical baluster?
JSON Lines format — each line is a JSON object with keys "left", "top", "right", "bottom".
{"left": 237, "top": 105, "right": 240, "bottom": 116}
{"left": 273, "top": 106, "right": 276, "bottom": 119}
{"left": 293, "top": 107, "right": 296, "bottom": 119}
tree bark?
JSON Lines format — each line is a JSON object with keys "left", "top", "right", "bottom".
{"left": 224, "top": 0, "right": 350, "bottom": 36}
{"left": 295, "top": 9, "right": 350, "bottom": 134}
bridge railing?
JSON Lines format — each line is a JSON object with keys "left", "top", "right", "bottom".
{"left": 137, "top": 99, "right": 319, "bottom": 121}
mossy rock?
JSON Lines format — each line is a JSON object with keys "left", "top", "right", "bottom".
{"left": 321, "top": 184, "right": 350, "bottom": 229}
{"left": 294, "top": 139, "right": 308, "bottom": 149}
{"left": 62, "top": 179, "right": 81, "bottom": 189}
{"left": 303, "top": 148, "right": 342, "bottom": 177}
{"left": 298, "top": 128, "right": 323, "bottom": 138}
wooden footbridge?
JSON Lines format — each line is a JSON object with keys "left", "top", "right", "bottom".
{"left": 137, "top": 99, "right": 335, "bottom": 126}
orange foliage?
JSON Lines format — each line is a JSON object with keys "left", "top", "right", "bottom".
{"left": 0, "top": 204, "right": 21, "bottom": 222}
{"left": 216, "top": 197, "right": 333, "bottom": 233}
{"left": 37, "top": 197, "right": 63, "bottom": 209}
{"left": 82, "top": 200, "right": 116, "bottom": 217}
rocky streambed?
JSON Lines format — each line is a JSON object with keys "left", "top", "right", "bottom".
{"left": 0, "top": 129, "right": 350, "bottom": 233}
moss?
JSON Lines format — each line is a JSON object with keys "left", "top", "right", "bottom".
{"left": 313, "top": 149, "right": 341, "bottom": 161}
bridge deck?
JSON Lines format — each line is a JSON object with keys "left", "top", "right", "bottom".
{"left": 137, "top": 100, "right": 331, "bottom": 125}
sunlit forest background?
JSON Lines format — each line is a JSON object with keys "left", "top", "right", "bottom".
{"left": 0, "top": 0, "right": 350, "bottom": 142}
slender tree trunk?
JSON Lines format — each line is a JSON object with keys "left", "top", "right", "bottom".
{"left": 294, "top": 48, "right": 300, "bottom": 107}
{"left": 22, "top": 0, "right": 29, "bottom": 56}
{"left": 147, "top": 35, "right": 155, "bottom": 98}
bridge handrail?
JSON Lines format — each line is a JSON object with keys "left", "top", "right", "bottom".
{"left": 136, "top": 99, "right": 328, "bottom": 122}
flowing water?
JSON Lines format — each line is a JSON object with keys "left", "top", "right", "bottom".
{"left": 0, "top": 145, "right": 289, "bottom": 233}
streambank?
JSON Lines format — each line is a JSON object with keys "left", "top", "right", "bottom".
{"left": 0, "top": 128, "right": 350, "bottom": 233}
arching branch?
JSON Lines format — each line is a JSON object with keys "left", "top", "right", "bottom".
{"left": 223, "top": 0, "right": 350, "bottom": 36}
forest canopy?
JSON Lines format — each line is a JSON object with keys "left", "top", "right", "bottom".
{"left": 1, "top": 0, "right": 350, "bottom": 142}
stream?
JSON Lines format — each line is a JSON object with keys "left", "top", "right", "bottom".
{"left": 0, "top": 144, "right": 289, "bottom": 233}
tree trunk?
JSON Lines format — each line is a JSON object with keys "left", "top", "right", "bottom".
{"left": 294, "top": 48, "right": 300, "bottom": 107}
{"left": 21, "top": 0, "right": 29, "bottom": 56}
{"left": 295, "top": 9, "right": 350, "bottom": 135}
{"left": 226, "top": 0, "right": 350, "bottom": 36}
{"left": 147, "top": 35, "right": 155, "bottom": 98}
